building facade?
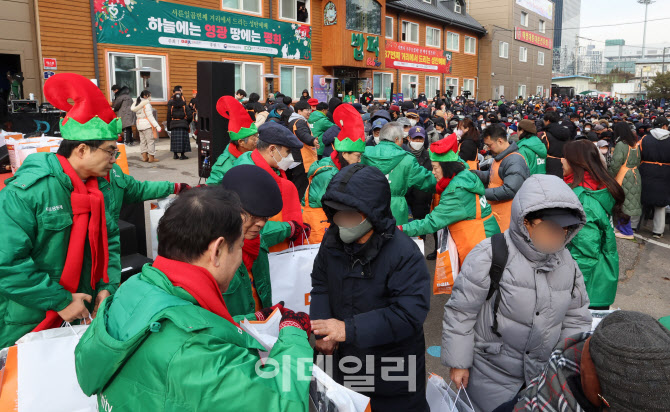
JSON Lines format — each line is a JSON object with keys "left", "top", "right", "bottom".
{"left": 550, "top": 0, "right": 580, "bottom": 76}
{"left": 468, "top": 0, "right": 554, "bottom": 100}
{"left": 2, "top": 0, "right": 484, "bottom": 123}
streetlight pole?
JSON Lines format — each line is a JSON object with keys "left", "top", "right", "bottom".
{"left": 638, "top": 0, "right": 655, "bottom": 58}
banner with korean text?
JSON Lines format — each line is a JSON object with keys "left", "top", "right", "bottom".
{"left": 384, "top": 40, "right": 452, "bottom": 73}
{"left": 514, "top": 27, "right": 553, "bottom": 50}
{"left": 94, "top": 0, "right": 312, "bottom": 60}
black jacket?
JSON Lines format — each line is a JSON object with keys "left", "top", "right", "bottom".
{"left": 542, "top": 122, "right": 571, "bottom": 178}
{"left": 639, "top": 129, "right": 670, "bottom": 207}
{"left": 405, "top": 147, "right": 433, "bottom": 220}
{"left": 311, "top": 164, "right": 430, "bottom": 411}
{"left": 166, "top": 96, "right": 192, "bottom": 130}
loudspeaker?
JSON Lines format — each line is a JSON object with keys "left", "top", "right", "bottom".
{"left": 196, "top": 61, "right": 236, "bottom": 179}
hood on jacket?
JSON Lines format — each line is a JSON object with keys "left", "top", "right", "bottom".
{"left": 650, "top": 128, "right": 670, "bottom": 140}
{"left": 321, "top": 164, "right": 395, "bottom": 234}
{"left": 544, "top": 122, "right": 571, "bottom": 141}
{"left": 9, "top": 152, "right": 72, "bottom": 190}
{"left": 370, "top": 109, "right": 391, "bottom": 123}
{"left": 308, "top": 110, "right": 326, "bottom": 124}
{"left": 114, "top": 86, "right": 130, "bottom": 98}
{"left": 509, "top": 174, "right": 586, "bottom": 265}
{"left": 362, "top": 141, "right": 407, "bottom": 174}
{"left": 517, "top": 135, "right": 548, "bottom": 157}
{"left": 307, "top": 157, "right": 336, "bottom": 179}
{"left": 288, "top": 111, "right": 306, "bottom": 123}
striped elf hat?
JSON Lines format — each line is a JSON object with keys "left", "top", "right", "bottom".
{"left": 429, "top": 132, "right": 459, "bottom": 162}
{"left": 333, "top": 104, "right": 366, "bottom": 153}
{"left": 216, "top": 95, "right": 258, "bottom": 141}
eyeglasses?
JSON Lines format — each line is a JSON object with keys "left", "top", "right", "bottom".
{"left": 93, "top": 146, "right": 121, "bottom": 159}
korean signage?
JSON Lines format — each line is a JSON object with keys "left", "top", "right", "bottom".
{"left": 384, "top": 41, "right": 452, "bottom": 73}
{"left": 514, "top": 27, "right": 552, "bottom": 50}
{"left": 515, "top": 0, "right": 553, "bottom": 20}
{"left": 95, "top": 0, "right": 312, "bottom": 60}
{"left": 351, "top": 33, "right": 381, "bottom": 67}
{"left": 43, "top": 58, "right": 57, "bottom": 70}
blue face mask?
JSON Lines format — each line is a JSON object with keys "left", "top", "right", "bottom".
{"left": 338, "top": 219, "right": 373, "bottom": 244}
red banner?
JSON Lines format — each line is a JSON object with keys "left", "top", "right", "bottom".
{"left": 384, "top": 40, "right": 452, "bottom": 73}
{"left": 514, "top": 27, "right": 552, "bottom": 50}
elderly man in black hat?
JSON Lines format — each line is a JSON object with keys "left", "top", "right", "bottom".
{"left": 233, "top": 122, "right": 310, "bottom": 251}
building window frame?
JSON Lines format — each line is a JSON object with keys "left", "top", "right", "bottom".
{"left": 401, "top": 73, "right": 419, "bottom": 100}
{"left": 426, "top": 26, "right": 441, "bottom": 48}
{"left": 445, "top": 77, "right": 459, "bottom": 96}
{"left": 446, "top": 31, "right": 459, "bottom": 52}
{"left": 536, "top": 85, "right": 544, "bottom": 96}
{"left": 221, "top": 0, "right": 262, "bottom": 15}
{"left": 499, "top": 41, "right": 509, "bottom": 58}
{"left": 539, "top": 19, "right": 546, "bottom": 33}
{"left": 373, "top": 71, "right": 393, "bottom": 100}
{"left": 223, "top": 59, "right": 265, "bottom": 101}
{"left": 464, "top": 36, "right": 476, "bottom": 54}
{"left": 518, "top": 84, "right": 527, "bottom": 98}
{"left": 538, "top": 51, "right": 545, "bottom": 66}
{"left": 401, "top": 20, "right": 419, "bottom": 44}
{"left": 520, "top": 11, "right": 528, "bottom": 27}
{"left": 462, "top": 78, "right": 475, "bottom": 96}
{"left": 454, "top": 2, "right": 462, "bottom": 14}
{"left": 278, "top": 0, "right": 311, "bottom": 24}
{"left": 385, "top": 16, "right": 393, "bottom": 39}
{"left": 519, "top": 46, "right": 528, "bottom": 62}
{"left": 425, "top": 75, "right": 440, "bottom": 97}
{"left": 279, "top": 64, "right": 311, "bottom": 100}
{"left": 107, "top": 51, "right": 168, "bottom": 102}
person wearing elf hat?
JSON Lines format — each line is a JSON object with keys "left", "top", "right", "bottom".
{"left": 362, "top": 122, "right": 436, "bottom": 225}
{"left": 0, "top": 73, "right": 124, "bottom": 347}
{"left": 302, "top": 104, "right": 366, "bottom": 243}
{"left": 400, "top": 133, "right": 500, "bottom": 266}
{"left": 206, "top": 96, "right": 259, "bottom": 185}
{"left": 233, "top": 121, "right": 311, "bottom": 252}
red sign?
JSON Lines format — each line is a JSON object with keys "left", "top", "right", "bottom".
{"left": 514, "top": 27, "right": 552, "bottom": 50}
{"left": 43, "top": 58, "right": 57, "bottom": 70}
{"left": 384, "top": 41, "right": 452, "bottom": 73}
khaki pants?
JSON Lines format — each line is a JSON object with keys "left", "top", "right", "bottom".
{"left": 138, "top": 128, "right": 156, "bottom": 155}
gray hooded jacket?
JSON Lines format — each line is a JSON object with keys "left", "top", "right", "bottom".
{"left": 474, "top": 141, "right": 530, "bottom": 202}
{"left": 442, "top": 174, "right": 592, "bottom": 412}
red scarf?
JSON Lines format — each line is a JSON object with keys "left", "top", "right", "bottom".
{"left": 330, "top": 150, "right": 343, "bottom": 170}
{"left": 242, "top": 237, "right": 261, "bottom": 274}
{"left": 153, "top": 256, "right": 238, "bottom": 327}
{"left": 251, "top": 149, "right": 286, "bottom": 180}
{"left": 228, "top": 143, "right": 244, "bottom": 159}
{"left": 250, "top": 149, "right": 303, "bottom": 225}
{"left": 33, "top": 155, "right": 110, "bottom": 332}
{"left": 436, "top": 176, "right": 453, "bottom": 195}
{"left": 564, "top": 171, "right": 605, "bottom": 190}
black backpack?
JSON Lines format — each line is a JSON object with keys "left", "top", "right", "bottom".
{"left": 486, "top": 233, "right": 509, "bottom": 338}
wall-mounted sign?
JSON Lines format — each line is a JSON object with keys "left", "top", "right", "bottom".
{"left": 515, "top": 0, "right": 553, "bottom": 20}
{"left": 43, "top": 71, "right": 56, "bottom": 80}
{"left": 351, "top": 33, "right": 379, "bottom": 61}
{"left": 43, "top": 58, "right": 57, "bottom": 70}
{"left": 514, "top": 27, "right": 552, "bottom": 50}
{"left": 324, "top": 2, "right": 337, "bottom": 26}
{"left": 385, "top": 41, "right": 452, "bottom": 73}
{"left": 95, "top": 0, "right": 312, "bottom": 60}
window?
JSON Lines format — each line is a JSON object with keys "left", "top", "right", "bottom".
{"left": 519, "top": 46, "right": 527, "bottom": 62}
{"left": 454, "top": 1, "right": 462, "bottom": 14}
{"left": 539, "top": 20, "right": 545, "bottom": 33}
{"left": 422, "top": 0, "right": 432, "bottom": 3}
{"left": 280, "top": 65, "right": 310, "bottom": 99}
{"left": 279, "top": 0, "right": 310, "bottom": 23}
{"left": 447, "top": 32, "right": 459, "bottom": 51}
{"left": 221, "top": 0, "right": 261, "bottom": 14}
{"left": 401, "top": 74, "right": 418, "bottom": 100}
{"left": 426, "top": 76, "right": 440, "bottom": 97}
{"left": 402, "top": 21, "right": 418, "bottom": 43}
{"left": 385, "top": 16, "right": 393, "bottom": 39}
{"left": 520, "top": 11, "right": 528, "bottom": 26}
{"left": 426, "top": 27, "right": 441, "bottom": 48}
{"left": 536, "top": 85, "right": 544, "bottom": 96}
{"left": 518, "top": 84, "right": 526, "bottom": 98}
{"left": 538, "top": 51, "right": 545, "bottom": 66}
{"left": 346, "top": 0, "right": 381, "bottom": 35}
{"left": 464, "top": 36, "right": 476, "bottom": 54}
{"left": 373, "top": 72, "right": 393, "bottom": 100}
{"left": 108, "top": 52, "right": 167, "bottom": 101}
{"left": 499, "top": 41, "right": 509, "bottom": 58}
{"left": 445, "top": 77, "right": 459, "bottom": 96}
{"left": 226, "top": 61, "right": 263, "bottom": 100}
{"left": 463, "top": 79, "right": 475, "bottom": 96}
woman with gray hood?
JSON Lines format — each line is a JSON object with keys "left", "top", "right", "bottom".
{"left": 442, "top": 174, "right": 592, "bottom": 412}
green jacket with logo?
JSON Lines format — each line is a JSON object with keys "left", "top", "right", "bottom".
{"left": 0, "top": 153, "right": 121, "bottom": 348}
{"left": 106, "top": 163, "right": 174, "bottom": 221}
{"left": 516, "top": 135, "right": 547, "bottom": 175}
{"left": 362, "top": 141, "right": 437, "bottom": 225}
{"left": 567, "top": 186, "right": 619, "bottom": 307}
{"left": 309, "top": 112, "right": 335, "bottom": 157}
{"left": 206, "top": 144, "right": 238, "bottom": 185}
{"left": 74, "top": 264, "right": 312, "bottom": 411}
{"left": 401, "top": 169, "right": 500, "bottom": 237}
{"left": 302, "top": 156, "right": 338, "bottom": 208}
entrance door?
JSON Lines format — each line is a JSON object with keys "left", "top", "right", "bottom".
{"left": 0, "top": 54, "right": 22, "bottom": 101}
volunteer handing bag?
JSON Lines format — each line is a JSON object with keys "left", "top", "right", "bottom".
{"left": 268, "top": 243, "right": 320, "bottom": 314}
{"left": 426, "top": 374, "right": 475, "bottom": 412}
{"left": 0, "top": 324, "right": 97, "bottom": 412}
{"left": 433, "top": 228, "right": 460, "bottom": 295}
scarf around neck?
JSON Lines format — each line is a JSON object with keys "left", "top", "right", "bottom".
{"left": 564, "top": 171, "right": 605, "bottom": 191}
{"left": 436, "top": 176, "right": 453, "bottom": 195}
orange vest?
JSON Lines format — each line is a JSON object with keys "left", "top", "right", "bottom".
{"left": 302, "top": 166, "right": 334, "bottom": 244}
{"left": 488, "top": 152, "right": 524, "bottom": 232}
{"left": 293, "top": 121, "right": 318, "bottom": 173}
{"left": 448, "top": 194, "right": 495, "bottom": 266}
{"left": 457, "top": 142, "right": 479, "bottom": 171}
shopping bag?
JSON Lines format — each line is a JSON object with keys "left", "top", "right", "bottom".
{"left": 268, "top": 244, "right": 320, "bottom": 313}
{"left": 310, "top": 364, "right": 371, "bottom": 412}
{"left": 149, "top": 197, "right": 175, "bottom": 258}
{"left": 426, "top": 374, "right": 475, "bottom": 412}
{"left": 0, "top": 325, "right": 97, "bottom": 412}
{"left": 433, "top": 229, "right": 460, "bottom": 295}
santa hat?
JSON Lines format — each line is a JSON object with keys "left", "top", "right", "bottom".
{"left": 429, "top": 133, "right": 459, "bottom": 162}
{"left": 333, "top": 104, "right": 366, "bottom": 153}
{"left": 216, "top": 96, "right": 257, "bottom": 141}
{"left": 44, "top": 73, "right": 121, "bottom": 141}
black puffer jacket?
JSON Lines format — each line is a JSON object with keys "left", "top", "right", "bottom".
{"left": 166, "top": 95, "right": 192, "bottom": 130}
{"left": 311, "top": 164, "right": 430, "bottom": 411}
{"left": 542, "top": 121, "right": 571, "bottom": 177}
{"left": 639, "top": 128, "right": 670, "bottom": 207}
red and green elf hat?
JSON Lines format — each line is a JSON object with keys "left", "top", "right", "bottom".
{"left": 429, "top": 132, "right": 459, "bottom": 162}
{"left": 216, "top": 96, "right": 258, "bottom": 141}
{"left": 44, "top": 73, "right": 121, "bottom": 140}
{"left": 333, "top": 104, "right": 366, "bottom": 153}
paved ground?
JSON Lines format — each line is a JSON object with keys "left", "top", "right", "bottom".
{"left": 127, "top": 137, "right": 670, "bottom": 381}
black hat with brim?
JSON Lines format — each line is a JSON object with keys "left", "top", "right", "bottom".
{"left": 538, "top": 207, "right": 582, "bottom": 228}
{"left": 220, "top": 164, "right": 283, "bottom": 217}
{"left": 257, "top": 121, "right": 304, "bottom": 149}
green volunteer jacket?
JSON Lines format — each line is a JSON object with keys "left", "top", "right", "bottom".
{"left": 362, "top": 141, "right": 437, "bottom": 225}
{"left": 0, "top": 153, "right": 121, "bottom": 348}
{"left": 402, "top": 169, "right": 500, "bottom": 237}
{"left": 567, "top": 186, "right": 619, "bottom": 307}
{"left": 206, "top": 144, "right": 238, "bottom": 185}
{"left": 107, "top": 164, "right": 174, "bottom": 221}
{"left": 516, "top": 135, "right": 547, "bottom": 175}
{"left": 310, "top": 112, "right": 335, "bottom": 157}
{"left": 302, "top": 156, "right": 338, "bottom": 207}
{"left": 74, "top": 264, "right": 312, "bottom": 411}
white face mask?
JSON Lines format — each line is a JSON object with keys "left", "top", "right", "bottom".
{"left": 409, "top": 141, "right": 424, "bottom": 151}
{"left": 574, "top": 121, "right": 580, "bottom": 126}
{"left": 600, "top": 148, "right": 609, "bottom": 154}
{"left": 272, "top": 149, "right": 294, "bottom": 171}
{"left": 373, "top": 136, "right": 380, "bottom": 144}
{"left": 585, "top": 128, "right": 591, "bottom": 132}
{"left": 403, "top": 131, "right": 409, "bottom": 138}
{"left": 409, "top": 119, "right": 417, "bottom": 127}
{"left": 486, "top": 122, "right": 492, "bottom": 127}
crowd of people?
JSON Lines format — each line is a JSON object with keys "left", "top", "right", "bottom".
{"left": 1, "top": 72, "right": 670, "bottom": 412}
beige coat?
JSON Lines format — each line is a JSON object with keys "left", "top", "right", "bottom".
{"left": 131, "top": 99, "right": 161, "bottom": 131}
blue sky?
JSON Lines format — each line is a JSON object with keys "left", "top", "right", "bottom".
{"left": 578, "top": 0, "right": 669, "bottom": 49}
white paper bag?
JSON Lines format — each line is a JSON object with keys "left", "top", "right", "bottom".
{"left": 426, "top": 374, "right": 475, "bottom": 412}
{"left": 268, "top": 244, "right": 321, "bottom": 313}
{"left": 310, "top": 364, "right": 371, "bottom": 412}
{"left": 149, "top": 197, "right": 175, "bottom": 259}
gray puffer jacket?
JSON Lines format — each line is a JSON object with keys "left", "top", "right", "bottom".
{"left": 111, "top": 86, "right": 135, "bottom": 129}
{"left": 442, "top": 174, "right": 592, "bottom": 412}
{"left": 474, "top": 141, "right": 530, "bottom": 202}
